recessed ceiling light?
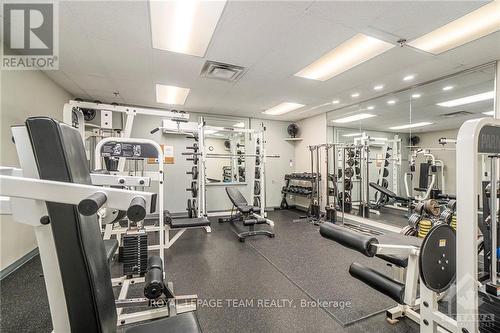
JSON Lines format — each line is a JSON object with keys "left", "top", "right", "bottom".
{"left": 403, "top": 75, "right": 415, "bottom": 81}
{"left": 332, "top": 113, "right": 376, "bottom": 123}
{"left": 343, "top": 132, "right": 364, "bottom": 137}
{"left": 389, "top": 122, "right": 432, "bottom": 130}
{"left": 373, "top": 84, "right": 384, "bottom": 91}
{"left": 437, "top": 91, "right": 494, "bottom": 107}
{"left": 332, "top": 100, "right": 340, "bottom": 104}
{"left": 155, "top": 84, "right": 190, "bottom": 105}
{"left": 263, "top": 102, "right": 305, "bottom": 115}
{"left": 150, "top": 0, "right": 227, "bottom": 57}
{"left": 442, "top": 86, "right": 454, "bottom": 91}
{"left": 367, "top": 106, "right": 375, "bottom": 110}
{"left": 294, "top": 33, "right": 394, "bottom": 81}
{"left": 412, "top": 93, "right": 421, "bottom": 99}
{"left": 351, "top": 93, "right": 360, "bottom": 98}
{"left": 482, "top": 111, "right": 495, "bottom": 116}
{"left": 387, "top": 100, "right": 396, "bottom": 105}
{"left": 408, "top": 2, "right": 500, "bottom": 55}
{"left": 233, "top": 122, "right": 245, "bottom": 128}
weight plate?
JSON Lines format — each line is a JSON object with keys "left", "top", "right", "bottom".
{"left": 347, "top": 159, "right": 354, "bottom": 167}
{"left": 419, "top": 224, "right": 456, "bottom": 293}
{"left": 187, "top": 199, "right": 193, "bottom": 218}
{"left": 345, "top": 167, "right": 354, "bottom": 178}
{"left": 381, "top": 178, "right": 389, "bottom": 188}
{"left": 344, "top": 179, "right": 353, "bottom": 190}
{"left": 382, "top": 168, "right": 389, "bottom": 177}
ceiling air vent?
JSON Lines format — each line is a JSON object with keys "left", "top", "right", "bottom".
{"left": 200, "top": 61, "right": 246, "bottom": 82}
{"left": 441, "top": 111, "right": 474, "bottom": 118}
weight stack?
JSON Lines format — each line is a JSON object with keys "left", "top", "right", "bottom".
{"left": 122, "top": 233, "right": 148, "bottom": 278}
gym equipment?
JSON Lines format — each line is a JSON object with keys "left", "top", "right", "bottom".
{"left": 219, "top": 187, "right": 275, "bottom": 242}
{"left": 0, "top": 117, "right": 199, "bottom": 331}
{"left": 186, "top": 166, "right": 199, "bottom": 180}
{"left": 186, "top": 181, "right": 198, "bottom": 197}
{"left": 122, "top": 232, "right": 148, "bottom": 278}
{"left": 320, "top": 222, "right": 456, "bottom": 329}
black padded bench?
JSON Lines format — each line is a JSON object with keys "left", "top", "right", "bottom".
{"left": 219, "top": 187, "right": 275, "bottom": 242}
{"left": 369, "top": 182, "right": 410, "bottom": 203}
{"left": 170, "top": 217, "right": 211, "bottom": 229}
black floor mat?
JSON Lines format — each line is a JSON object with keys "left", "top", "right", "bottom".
{"left": 247, "top": 209, "right": 401, "bottom": 325}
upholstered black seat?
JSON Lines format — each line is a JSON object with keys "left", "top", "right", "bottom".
{"left": 26, "top": 117, "right": 200, "bottom": 333}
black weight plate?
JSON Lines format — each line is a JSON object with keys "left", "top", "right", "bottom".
{"left": 384, "top": 160, "right": 390, "bottom": 167}
{"left": 345, "top": 167, "right": 354, "bottom": 178}
{"left": 381, "top": 178, "right": 389, "bottom": 188}
{"left": 187, "top": 199, "right": 193, "bottom": 218}
{"left": 344, "top": 179, "right": 353, "bottom": 190}
{"left": 419, "top": 224, "right": 456, "bottom": 293}
{"left": 382, "top": 168, "right": 389, "bottom": 177}
{"left": 347, "top": 159, "right": 354, "bottom": 167}
{"left": 354, "top": 166, "right": 361, "bottom": 175}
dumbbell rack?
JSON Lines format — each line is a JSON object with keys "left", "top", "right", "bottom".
{"left": 280, "top": 173, "right": 318, "bottom": 210}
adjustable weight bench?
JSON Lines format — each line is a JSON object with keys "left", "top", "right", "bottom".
{"left": 219, "top": 187, "right": 275, "bottom": 242}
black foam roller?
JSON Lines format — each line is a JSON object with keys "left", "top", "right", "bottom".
{"left": 127, "top": 196, "right": 147, "bottom": 222}
{"left": 349, "top": 262, "right": 405, "bottom": 304}
{"left": 78, "top": 192, "right": 107, "bottom": 216}
{"left": 144, "top": 256, "right": 164, "bottom": 299}
{"left": 319, "top": 223, "right": 378, "bottom": 257}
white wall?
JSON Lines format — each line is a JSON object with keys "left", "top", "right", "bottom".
{"left": 0, "top": 70, "right": 72, "bottom": 270}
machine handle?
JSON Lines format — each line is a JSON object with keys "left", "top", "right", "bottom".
{"left": 127, "top": 196, "right": 147, "bottom": 222}
{"left": 320, "top": 223, "right": 378, "bottom": 257}
{"left": 150, "top": 127, "right": 160, "bottom": 134}
{"left": 78, "top": 192, "right": 107, "bottom": 216}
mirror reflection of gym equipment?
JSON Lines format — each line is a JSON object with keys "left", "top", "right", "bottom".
{"left": 1, "top": 2, "right": 499, "bottom": 333}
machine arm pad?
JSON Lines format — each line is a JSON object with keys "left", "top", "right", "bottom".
{"left": 320, "top": 223, "right": 378, "bottom": 257}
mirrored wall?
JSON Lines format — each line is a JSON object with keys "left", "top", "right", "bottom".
{"left": 201, "top": 116, "right": 249, "bottom": 185}
{"left": 326, "top": 63, "right": 495, "bottom": 226}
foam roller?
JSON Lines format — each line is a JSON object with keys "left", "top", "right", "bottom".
{"left": 144, "top": 256, "right": 165, "bottom": 299}
{"left": 320, "top": 223, "right": 378, "bottom": 257}
{"left": 349, "top": 262, "right": 405, "bottom": 304}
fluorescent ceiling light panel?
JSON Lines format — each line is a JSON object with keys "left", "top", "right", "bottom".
{"left": 483, "top": 111, "right": 495, "bottom": 116}
{"left": 389, "top": 122, "right": 432, "bottom": 130}
{"left": 412, "top": 93, "right": 421, "bottom": 99}
{"left": 403, "top": 75, "right": 415, "bottom": 81}
{"left": 442, "top": 86, "right": 454, "bottom": 91}
{"left": 149, "top": 0, "right": 227, "bottom": 57}
{"left": 371, "top": 137, "right": 388, "bottom": 141}
{"left": 233, "top": 122, "right": 245, "bottom": 128}
{"left": 387, "top": 100, "right": 396, "bottom": 105}
{"left": 351, "top": 93, "right": 360, "bottom": 98}
{"left": 408, "top": 2, "right": 500, "bottom": 54}
{"left": 367, "top": 106, "right": 375, "bottom": 110}
{"left": 263, "top": 102, "right": 305, "bottom": 115}
{"left": 343, "top": 132, "right": 364, "bottom": 137}
{"left": 373, "top": 84, "right": 384, "bottom": 91}
{"left": 155, "top": 84, "right": 190, "bottom": 105}
{"left": 437, "top": 91, "right": 494, "bottom": 107}
{"left": 332, "top": 113, "right": 376, "bottom": 123}
{"left": 332, "top": 100, "right": 340, "bottom": 104}
{"left": 294, "top": 34, "right": 394, "bottom": 81}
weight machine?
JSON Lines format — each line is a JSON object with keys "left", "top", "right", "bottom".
{"left": 0, "top": 117, "right": 198, "bottom": 330}
{"left": 321, "top": 117, "right": 500, "bottom": 333}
